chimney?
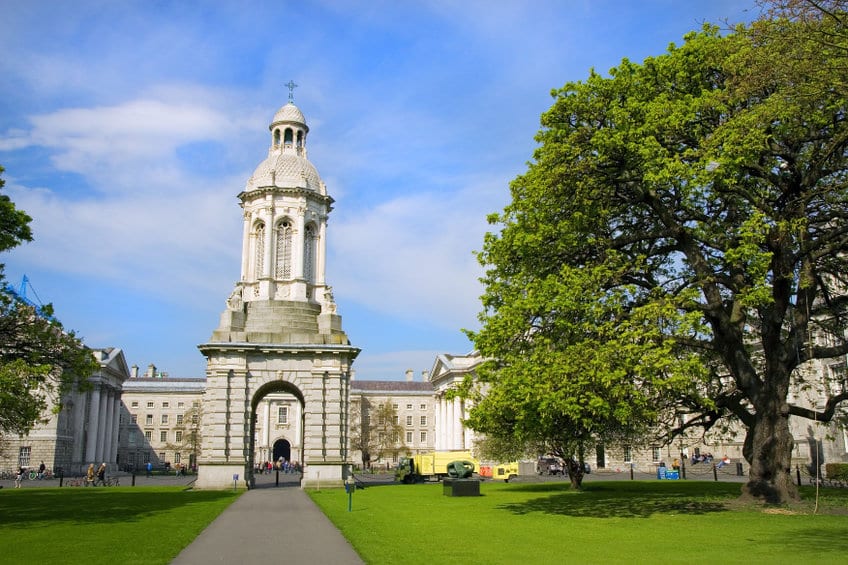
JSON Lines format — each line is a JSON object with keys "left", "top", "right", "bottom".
{"left": 421, "top": 370, "right": 429, "bottom": 382}
{"left": 146, "top": 364, "right": 156, "bottom": 379}
{"left": 405, "top": 369, "right": 413, "bottom": 382}
{"left": 131, "top": 365, "right": 139, "bottom": 379}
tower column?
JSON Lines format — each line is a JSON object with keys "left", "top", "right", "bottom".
{"left": 240, "top": 211, "right": 251, "bottom": 280}
{"left": 262, "top": 209, "right": 274, "bottom": 279}
{"left": 316, "top": 216, "right": 328, "bottom": 286}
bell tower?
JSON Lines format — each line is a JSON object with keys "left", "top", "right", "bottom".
{"left": 196, "top": 94, "right": 359, "bottom": 489}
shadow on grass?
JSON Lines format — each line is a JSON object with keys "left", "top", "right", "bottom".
{"left": 497, "top": 481, "right": 736, "bottom": 518}
{"left": 0, "top": 488, "right": 237, "bottom": 528}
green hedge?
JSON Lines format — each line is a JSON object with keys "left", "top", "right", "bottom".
{"left": 825, "top": 463, "right": 848, "bottom": 481}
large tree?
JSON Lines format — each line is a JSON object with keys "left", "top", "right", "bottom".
{"left": 0, "top": 166, "right": 98, "bottom": 439}
{"left": 467, "top": 13, "right": 848, "bottom": 503}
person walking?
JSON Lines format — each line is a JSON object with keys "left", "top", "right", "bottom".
{"left": 85, "top": 463, "right": 96, "bottom": 486}
{"left": 146, "top": 461, "right": 153, "bottom": 477}
{"left": 38, "top": 461, "right": 46, "bottom": 480}
{"left": 96, "top": 463, "right": 107, "bottom": 486}
{"left": 14, "top": 467, "right": 23, "bottom": 488}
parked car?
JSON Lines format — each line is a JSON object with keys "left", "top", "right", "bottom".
{"left": 536, "top": 457, "right": 564, "bottom": 475}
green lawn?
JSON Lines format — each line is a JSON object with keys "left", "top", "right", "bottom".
{"left": 308, "top": 480, "right": 848, "bottom": 564}
{"left": 0, "top": 486, "right": 239, "bottom": 564}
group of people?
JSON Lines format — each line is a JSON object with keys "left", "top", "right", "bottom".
{"left": 690, "top": 453, "right": 715, "bottom": 465}
{"left": 85, "top": 462, "right": 109, "bottom": 486}
{"left": 13, "top": 461, "right": 48, "bottom": 488}
{"left": 255, "top": 458, "right": 302, "bottom": 475}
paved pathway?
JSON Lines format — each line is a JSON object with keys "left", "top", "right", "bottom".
{"left": 170, "top": 474, "right": 364, "bottom": 565}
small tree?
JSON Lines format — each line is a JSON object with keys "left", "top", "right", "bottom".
{"left": 350, "top": 398, "right": 406, "bottom": 468}
{"left": 165, "top": 402, "right": 202, "bottom": 470}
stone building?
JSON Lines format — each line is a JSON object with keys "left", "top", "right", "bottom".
{"left": 0, "top": 347, "right": 129, "bottom": 476}
{"left": 117, "top": 365, "right": 205, "bottom": 471}
{"left": 432, "top": 351, "right": 848, "bottom": 477}
{"left": 349, "top": 371, "right": 435, "bottom": 469}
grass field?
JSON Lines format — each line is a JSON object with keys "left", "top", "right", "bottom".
{"left": 308, "top": 480, "right": 848, "bottom": 564}
{"left": 0, "top": 486, "right": 239, "bottom": 564}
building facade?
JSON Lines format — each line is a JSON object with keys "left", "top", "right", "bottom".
{"left": 117, "top": 365, "right": 205, "bottom": 472}
{"left": 0, "top": 347, "right": 129, "bottom": 476}
{"left": 349, "top": 372, "right": 435, "bottom": 469}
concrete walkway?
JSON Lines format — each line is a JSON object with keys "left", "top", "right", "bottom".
{"left": 170, "top": 475, "right": 364, "bottom": 565}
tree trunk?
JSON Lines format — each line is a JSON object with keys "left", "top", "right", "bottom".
{"left": 741, "top": 400, "right": 798, "bottom": 503}
{"left": 564, "top": 458, "right": 584, "bottom": 490}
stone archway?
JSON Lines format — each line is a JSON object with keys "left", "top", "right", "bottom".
{"left": 195, "top": 342, "right": 358, "bottom": 489}
{"left": 273, "top": 439, "right": 291, "bottom": 463}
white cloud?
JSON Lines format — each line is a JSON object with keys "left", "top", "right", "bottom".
{"left": 351, "top": 349, "right": 449, "bottom": 381}
{"left": 331, "top": 173, "right": 506, "bottom": 332}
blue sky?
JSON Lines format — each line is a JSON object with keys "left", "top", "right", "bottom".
{"left": 0, "top": 1, "right": 756, "bottom": 381}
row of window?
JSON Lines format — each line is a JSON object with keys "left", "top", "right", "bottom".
{"left": 380, "top": 431, "right": 428, "bottom": 444}
{"left": 388, "top": 403, "right": 428, "bottom": 411}
{"left": 130, "top": 400, "right": 189, "bottom": 409}
{"left": 128, "top": 413, "right": 198, "bottom": 426}
{"left": 129, "top": 430, "right": 187, "bottom": 444}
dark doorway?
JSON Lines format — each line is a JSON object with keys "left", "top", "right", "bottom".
{"left": 273, "top": 439, "right": 291, "bottom": 463}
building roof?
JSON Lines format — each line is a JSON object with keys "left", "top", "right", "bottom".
{"left": 351, "top": 380, "right": 434, "bottom": 394}
{"left": 122, "top": 377, "right": 205, "bottom": 393}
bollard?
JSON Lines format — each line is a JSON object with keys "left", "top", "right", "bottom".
{"left": 796, "top": 465, "right": 801, "bottom": 487}
{"left": 681, "top": 461, "right": 686, "bottom": 480}
{"left": 276, "top": 469, "right": 279, "bottom": 487}
{"left": 630, "top": 465, "right": 634, "bottom": 480}
{"left": 713, "top": 464, "right": 718, "bottom": 482}
{"left": 132, "top": 472, "right": 136, "bottom": 487}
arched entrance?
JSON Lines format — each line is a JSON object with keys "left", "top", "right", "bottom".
{"left": 273, "top": 439, "right": 291, "bottom": 463}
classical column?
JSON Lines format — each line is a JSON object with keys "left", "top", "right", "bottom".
{"left": 85, "top": 385, "right": 102, "bottom": 463}
{"left": 102, "top": 389, "right": 115, "bottom": 464}
{"left": 95, "top": 387, "right": 109, "bottom": 462}
{"left": 453, "top": 397, "right": 463, "bottom": 450}
{"left": 110, "top": 395, "right": 121, "bottom": 463}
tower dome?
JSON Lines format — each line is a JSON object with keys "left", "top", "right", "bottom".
{"left": 245, "top": 101, "right": 325, "bottom": 195}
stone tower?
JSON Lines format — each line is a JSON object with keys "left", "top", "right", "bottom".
{"left": 196, "top": 98, "right": 359, "bottom": 489}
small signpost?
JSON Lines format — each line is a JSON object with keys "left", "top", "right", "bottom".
{"left": 345, "top": 476, "right": 356, "bottom": 512}
{"left": 233, "top": 474, "right": 239, "bottom": 491}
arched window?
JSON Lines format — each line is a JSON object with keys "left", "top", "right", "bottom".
{"left": 254, "top": 222, "right": 265, "bottom": 278}
{"left": 296, "top": 131, "right": 303, "bottom": 148}
{"left": 303, "top": 224, "right": 316, "bottom": 283}
{"left": 275, "top": 220, "right": 293, "bottom": 279}
{"left": 284, "top": 128, "right": 293, "bottom": 145}
{"left": 273, "top": 129, "right": 281, "bottom": 147}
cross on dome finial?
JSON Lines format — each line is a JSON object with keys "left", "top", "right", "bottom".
{"left": 285, "top": 80, "right": 298, "bottom": 102}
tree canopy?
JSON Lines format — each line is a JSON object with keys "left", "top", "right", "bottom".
{"left": 0, "top": 166, "right": 98, "bottom": 438}
{"left": 465, "top": 10, "right": 848, "bottom": 503}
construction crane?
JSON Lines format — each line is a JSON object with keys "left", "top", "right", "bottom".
{"left": 4, "top": 274, "right": 51, "bottom": 319}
